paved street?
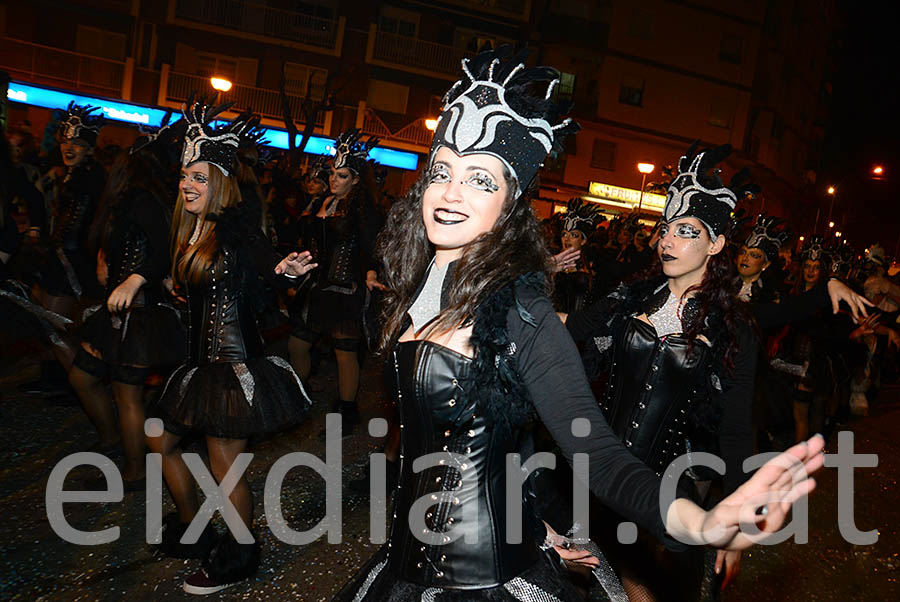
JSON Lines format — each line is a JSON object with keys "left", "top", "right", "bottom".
{"left": 1, "top": 340, "right": 897, "bottom": 601}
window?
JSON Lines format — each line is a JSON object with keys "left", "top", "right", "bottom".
{"left": 591, "top": 139, "right": 616, "bottom": 171}
{"left": 619, "top": 75, "right": 644, "bottom": 107}
{"left": 378, "top": 5, "right": 420, "bottom": 38}
{"left": 542, "top": 149, "right": 567, "bottom": 178}
{"left": 719, "top": 36, "right": 742, "bottom": 64}
{"left": 556, "top": 72, "right": 576, "bottom": 104}
{"left": 708, "top": 97, "right": 734, "bottom": 128}
{"left": 75, "top": 25, "right": 126, "bottom": 61}
{"left": 367, "top": 79, "right": 409, "bottom": 114}
{"left": 197, "top": 53, "right": 238, "bottom": 82}
{"left": 283, "top": 63, "right": 328, "bottom": 100}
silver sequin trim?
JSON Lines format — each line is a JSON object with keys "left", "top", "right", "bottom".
{"left": 179, "top": 367, "right": 198, "bottom": 398}
{"left": 503, "top": 577, "right": 563, "bottom": 602}
{"left": 232, "top": 362, "right": 255, "bottom": 406}
{"left": 267, "top": 356, "right": 312, "bottom": 408}
{"left": 648, "top": 292, "right": 683, "bottom": 338}
{"left": 408, "top": 260, "right": 450, "bottom": 332}
{"left": 351, "top": 558, "right": 387, "bottom": 602}
{"left": 593, "top": 335, "right": 612, "bottom": 353}
{"left": 420, "top": 589, "right": 441, "bottom": 602}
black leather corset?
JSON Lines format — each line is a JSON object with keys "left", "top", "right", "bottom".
{"left": 107, "top": 223, "right": 150, "bottom": 296}
{"left": 602, "top": 318, "right": 709, "bottom": 475}
{"left": 52, "top": 191, "right": 95, "bottom": 250}
{"left": 186, "top": 249, "right": 264, "bottom": 365}
{"left": 389, "top": 340, "right": 539, "bottom": 589}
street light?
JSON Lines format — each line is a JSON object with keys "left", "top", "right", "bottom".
{"left": 210, "top": 77, "right": 233, "bottom": 92}
{"left": 873, "top": 165, "right": 884, "bottom": 176}
{"left": 829, "top": 221, "right": 835, "bottom": 228}
{"left": 424, "top": 118, "right": 439, "bottom": 131}
{"left": 835, "top": 231, "right": 842, "bottom": 238}
{"left": 827, "top": 186, "right": 835, "bottom": 195}
{"left": 636, "top": 162, "right": 655, "bottom": 213}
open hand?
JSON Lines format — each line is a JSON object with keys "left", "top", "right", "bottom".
{"left": 275, "top": 250, "right": 317, "bottom": 277}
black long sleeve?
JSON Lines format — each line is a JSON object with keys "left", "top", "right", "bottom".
{"left": 508, "top": 291, "right": 677, "bottom": 546}
{"left": 124, "top": 192, "right": 171, "bottom": 286}
{"left": 565, "top": 286, "right": 623, "bottom": 343}
{"left": 751, "top": 281, "right": 829, "bottom": 331}
{"left": 715, "top": 324, "right": 758, "bottom": 494}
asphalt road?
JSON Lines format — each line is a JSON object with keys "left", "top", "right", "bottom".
{"left": 0, "top": 348, "right": 897, "bottom": 601}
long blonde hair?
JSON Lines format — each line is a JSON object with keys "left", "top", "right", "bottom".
{"left": 170, "top": 164, "right": 242, "bottom": 285}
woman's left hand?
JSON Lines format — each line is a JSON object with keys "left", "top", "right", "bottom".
{"left": 827, "top": 279, "right": 873, "bottom": 322}
{"left": 366, "top": 270, "right": 387, "bottom": 291}
{"left": 275, "top": 251, "right": 317, "bottom": 277}
{"left": 714, "top": 549, "right": 741, "bottom": 589}
{"left": 700, "top": 434, "right": 825, "bottom": 550}
{"left": 107, "top": 274, "right": 147, "bottom": 313}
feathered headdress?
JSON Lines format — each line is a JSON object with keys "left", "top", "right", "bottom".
{"left": 745, "top": 215, "right": 790, "bottom": 262}
{"left": 58, "top": 102, "right": 104, "bottom": 147}
{"left": 430, "top": 46, "right": 580, "bottom": 197}
{"left": 562, "top": 198, "right": 604, "bottom": 235}
{"left": 663, "top": 142, "right": 760, "bottom": 239}
{"left": 332, "top": 128, "right": 378, "bottom": 174}
{"left": 180, "top": 99, "right": 260, "bottom": 176}
{"left": 800, "top": 235, "right": 829, "bottom": 263}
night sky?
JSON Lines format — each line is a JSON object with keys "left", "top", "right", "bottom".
{"left": 823, "top": 1, "right": 900, "bottom": 253}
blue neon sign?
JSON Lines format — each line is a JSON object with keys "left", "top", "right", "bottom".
{"left": 7, "top": 80, "right": 421, "bottom": 170}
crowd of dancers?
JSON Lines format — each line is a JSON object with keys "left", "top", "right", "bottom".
{"left": 1, "top": 46, "right": 896, "bottom": 600}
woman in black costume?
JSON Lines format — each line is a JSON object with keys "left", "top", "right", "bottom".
{"left": 289, "top": 130, "right": 383, "bottom": 434}
{"left": 145, "top": 102, "right": 316, "bottom": 595}
{"left": 333, "top": 48, "right": 824, "bottom": 602}
{"left": 553, "top": 198, "right": 602, "bottom": 314}
{"left": 67, "top": 141, "right": 185, "bottom": 480}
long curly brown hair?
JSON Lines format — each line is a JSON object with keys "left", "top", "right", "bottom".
{"left": 377, "top": 170, "right": 551, "bottom": 352}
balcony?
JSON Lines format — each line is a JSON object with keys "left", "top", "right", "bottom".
{"left": 437, "top": 0, "right": 532, "bottom": 21}
{"left": 366, "top": 24, "right": 474, "bottom": 81}
{"left": 160, "top": 67, "right": 326, "bottom": 128}
{"left": 171, "top": 0, "right": 345, "bottom": 57}
{"left": 358, "top": 107, "right": 433, "bottom": 153}
{"left": 0, "top": 37, "right": 129, "bottom": 99}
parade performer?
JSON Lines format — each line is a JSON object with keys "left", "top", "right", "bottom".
{"left": 68, "top": 136, "right": 185, "bottom": 478}
{"left": 332, "top": 48, "right": 824, "bottom": 602}
{"left": 736, "top": 215, "right": 790, "bottom": 303}
{"left": 553, "top": 198, "right": 603, "bottom": 314}
{"left": 289, "top": 129, "right": 383, "bottom": 435}
{"left": 145, "top": 101, "right": 316, "bottom": 595}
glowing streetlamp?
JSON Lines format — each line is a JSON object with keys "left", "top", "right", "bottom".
{"left": 835, "top": 231, "right": 842, "bottom": 238}
{"left": 827, "top": 186, "right": 835, "bottom": 195}
{"left": 424, "top": 118, "right": 439, "bottom": 131}
{"left": 873, "top": 165, "right": 884, "bottom": 176}
{"left": 210, "top": 77, "right": 233, "bottom": 92}
{"left": 636, "top": 162, "right": 655, "bottom": 213}
{"left": 829, "top": 221, "right": 835, "bottom": 228}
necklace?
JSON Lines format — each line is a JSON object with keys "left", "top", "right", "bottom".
{"left": 188, "top": 219, "right": 203, "bottom": 246}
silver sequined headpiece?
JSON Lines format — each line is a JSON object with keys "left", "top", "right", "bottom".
{"left": 58, "top": 102, "right": 104, "bottom": 147}
{"left": 431, "top": 47, "right": 580, "bottom": 197}
{"left": 745, "top": 215, "right": 790, "bottom": 262}
{"left": 180, "top": 100, "right": 260, "bottom": 177}
{"left": 562, "top": 198, "right": 604, "bottom": 235}
{"left": 332, "top": 128, "right": 379, "bottom": 174}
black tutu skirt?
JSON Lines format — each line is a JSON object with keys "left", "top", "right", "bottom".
{"left": 291, "top": 284, "right": 365, "bottom": 339}
{"left": 79, "top": 302, "right": 186, "bottom": 368}
{"left": 332, "top": 545, "right": 592, "bottom": 602}
{"left": 150, "top": 356, "right": 310, "bottom": 439}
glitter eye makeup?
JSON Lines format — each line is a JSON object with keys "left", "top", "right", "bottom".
{"left": 659, "top": 224, "right": 669, "bottom": 238}
{"left": 674, "top": 224, "right": 702, "bottom": 239}
{"left": 428, "top": 164, "right": 451, "bottom": 184}
{"left": 465, "top": 173, "right": 499, "bottom": 193}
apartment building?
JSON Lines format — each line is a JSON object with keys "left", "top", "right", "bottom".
{"left": 0, "top": 0, "right": 838, "bottom": 219}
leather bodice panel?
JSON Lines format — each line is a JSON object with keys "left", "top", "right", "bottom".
{"left": 186, "top": 249, "right": 264, "bottom": 365}
{"left": 390, "top": 340, "right": 538, "bottom": 588}
{"left": 603, "top": 318, "right": 709, "bottom": 474}
{"left": 51, "top": 164, "right": 103, "bottom": 250}
{"left": 107, "top": 224, "right": 150, "bottom": 292}
{"left": 306, "top": 214, "right": 361, "bottom": 287}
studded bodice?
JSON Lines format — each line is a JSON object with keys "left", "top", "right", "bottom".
{"left": 185, "top": 248, "right": 264, "bottom": 365}
{"left": 388, "top": 340, "right": 539, "bottom": 589}
{"left": 601, "top": 317, "right": 709, "bottom": 476}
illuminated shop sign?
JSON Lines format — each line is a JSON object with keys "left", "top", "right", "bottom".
{"left": 588, "top": 181, "right": 665, "bottom": 212}
{"left": 7, "top": 81, "right": 419, "bottom": 170}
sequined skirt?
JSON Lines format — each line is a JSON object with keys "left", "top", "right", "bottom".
{"left": 150, "top": 356, "right": 310, "bottom": 439}
{"left": 331, "top": 545, "right": 606, "bottom": 602}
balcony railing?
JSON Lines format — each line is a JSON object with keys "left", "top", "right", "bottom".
{"left": 163, "top": 69, "right": 325, "bottom": 127}
{"left": 174, "top": 0, "right": 342, "bottom": 53}
{"left": 362, "top": 110, "right": 433, "bottom": 149}
{"left": 369, "top": 26, "right": 473, "bottom": 79}
{"left": 437, "top": 0, "right": 532, "bottom": 20}
{"left": 0, "top": 37, "right": 126, "bottom": 97}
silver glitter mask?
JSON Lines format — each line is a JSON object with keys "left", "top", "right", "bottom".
{"left": 431, "top": 55, "right": 575, "bottom": 197}
{"left": 745, "top": 215, "right": 789, "bottom": 262}
{"left": 59, "top": 102, "right": 103, "bottom": 146}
